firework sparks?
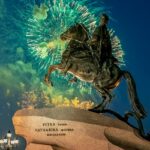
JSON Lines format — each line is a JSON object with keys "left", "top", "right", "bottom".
{"left": 16, "top": 0, "right": 125, "bottom": 106}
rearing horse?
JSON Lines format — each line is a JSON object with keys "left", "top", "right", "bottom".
{"left": 44, "top": 23, "right": 146, "bottom": 120}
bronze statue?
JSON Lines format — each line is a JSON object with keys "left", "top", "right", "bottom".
{"left": 44, "top": 23, "right": 146, "bottom": 122}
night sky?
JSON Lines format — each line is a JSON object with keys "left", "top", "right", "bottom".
{"left": 0, "top": 0, "right": 150, "bottom": 149}
{"left": 105, "top": 0, "right": 150, "bottom": 131}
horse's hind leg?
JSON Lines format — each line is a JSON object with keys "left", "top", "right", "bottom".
{"left": 97, "top": 89, "right": 112, "bottom": 111}
{"left": 89, "top": 85, "right": 112, "bottom": 112}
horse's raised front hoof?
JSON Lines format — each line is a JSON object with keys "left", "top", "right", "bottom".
{"left": 45, "top": 81, "right": 54, "bottom": 87}
{"left": 44, "top": 75, "right": 53, "bottom": 87}
{"left": 44, "top": 75, "right": 49, "bottom": 83}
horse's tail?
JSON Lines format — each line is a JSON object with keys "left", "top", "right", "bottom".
{"left": 122, "top": 71, "right": 146, "bottom": 119}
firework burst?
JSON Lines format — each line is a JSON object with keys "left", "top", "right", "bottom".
{"left": 24, "top": 0, "right": 124, "bottom": 103}
{"left": 26, "top": 0, "right": 104, "bottom": 72}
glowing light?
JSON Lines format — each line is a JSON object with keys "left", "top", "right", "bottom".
{"left": 50, "top": 96, "right": 94, "bottom": 109}
{"left": 33, "top": 3, "right": 49, "bottom": 20}
{"left": 6, "top": 133, "right": 12, "bottom": 138}
{"left": 0, "top": 140, "right": 4, "bottom": 144}
{"left": 0, "top": 131, "right": 19, "bottom": 148}
{"left": 3, "top": 139, "right": 7, "bottom": 144}
{"left": 26, "top": 0, "right": 103, "bottom": 73}
{"left": 47, "top": 41, "right": 55, "bottom": 49}
{"left": 19, "top": 91, "right": 94, "bottom": 110}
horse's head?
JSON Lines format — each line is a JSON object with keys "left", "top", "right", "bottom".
{"left": 60, "top": 23, "right": 89, "bottom": 42}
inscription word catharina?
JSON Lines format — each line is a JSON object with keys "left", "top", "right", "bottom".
{"left": 35, "top": 122, "right": 74, "bottom": 136}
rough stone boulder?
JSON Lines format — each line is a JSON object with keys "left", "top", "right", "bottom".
{"left": 12, "top": 107, "right": 150, "bottom": 150}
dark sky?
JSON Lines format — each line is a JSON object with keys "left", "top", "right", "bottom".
{"left": 104, "top": 0, "right": 150, "bottom": 131}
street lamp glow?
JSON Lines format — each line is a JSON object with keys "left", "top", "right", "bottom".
{"left": 0, "top": 130, "right": 19, "bottom": 149}
{"left": 14, "top": 140, "right": 19, "bottom": 144}
{"left": 3, "top": 139, "right": 7, "bottom": 144}
{"left": 11, "top": 139, "right": 19, "bottom": 145}
{"left": 6, "top": 131, "right": 12, "bottom": 138}
{"left": 10, "top": 141, "right": 15, "bottom": 144}
{"left": 0, "top": 139, "right": 4, "bottom": 144}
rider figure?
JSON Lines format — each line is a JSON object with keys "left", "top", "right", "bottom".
{"left": 90, "top": 14, "right": 117, "bottom": 69}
